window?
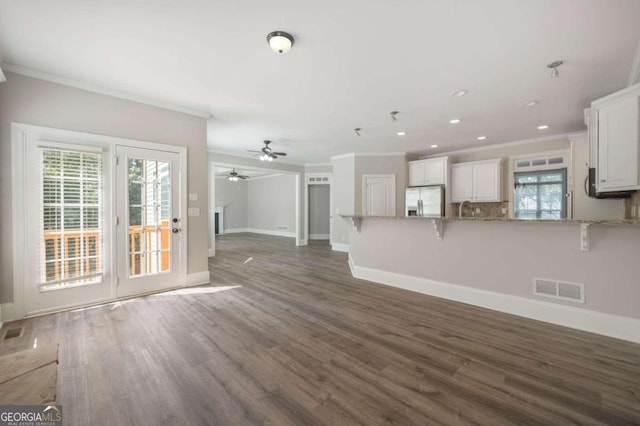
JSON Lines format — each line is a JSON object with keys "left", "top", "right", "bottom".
{"left": 514, "top": 169, "right": 567, "bottom": 219}
{"left": 127, "top": 158, "right": 171, "bottom": 276}
{"left": 40, "top": 148, "right": 103, "bottom": 290}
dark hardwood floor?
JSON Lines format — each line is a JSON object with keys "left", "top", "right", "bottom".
{"left": 1, "top": 233, "right": 640, "bottom": 425}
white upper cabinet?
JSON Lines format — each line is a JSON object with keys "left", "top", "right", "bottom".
{"left": 451, "top": 159, "right": 502, "bottom": 202}
{"left": 592, "top": 88, "right": 640, "bottom": 192}
{"left": 451, "top": 163, "right": 473, "bottom": 201}
{"left": 408, "top": 157, "right": 448, "bottom": 186}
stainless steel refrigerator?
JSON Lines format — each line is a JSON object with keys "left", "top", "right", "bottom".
{"left": 406, "top": 185, "right": 444, "bottom": 217}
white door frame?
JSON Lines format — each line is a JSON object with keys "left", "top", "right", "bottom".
{"left": 8, "top": 123, "right": 187, "bottom": 320}
{"left": 303, "top": 173, "right": 333, "bottom": 245}
{"left": 362, "top": 174, "right": 396, "bottom": 216}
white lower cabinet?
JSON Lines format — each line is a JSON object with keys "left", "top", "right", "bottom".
{"left": 451, "top": 159, "right": 502, "bottom": 202}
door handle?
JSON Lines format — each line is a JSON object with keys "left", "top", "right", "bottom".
{"left": 172, "top": 228, "right": 180, "bottom": 234}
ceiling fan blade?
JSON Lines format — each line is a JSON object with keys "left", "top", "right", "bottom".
{"left": 273, "top": 152, "right": 287, "bottom": 156}
{"left": 239, "top": 175, "right": 249, "bottom": 179}
{"left": 247, "top": 150, "right": 261, "bottom": 153}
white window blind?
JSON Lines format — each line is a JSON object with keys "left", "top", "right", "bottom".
{"left": 40, "top": 148, "right": 103, "bottom": 290}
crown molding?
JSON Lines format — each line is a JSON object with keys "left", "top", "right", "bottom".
{"left": 420, "top": 132, "right": 576, "bottom": 159}
{"left": 1, "top": 62, "right": 211, "bottom": 118}
{"left": 628, "top": 40, "right": 640, "bottom": 87}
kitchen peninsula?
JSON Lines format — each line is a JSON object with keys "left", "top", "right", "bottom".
{"left": 343, "top": 214, "right": 640, "bottom": 343}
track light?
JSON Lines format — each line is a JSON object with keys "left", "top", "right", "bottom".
{"left": 547, "top": 60, "right": 563, "bottom": 78}
{"left": 354, "top": 128, "right": 362, "bottom": 136}
{"left": 390, "top": 111, "right": 399, "bottom": 121}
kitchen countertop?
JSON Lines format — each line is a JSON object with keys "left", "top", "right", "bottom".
{"left": 340, "top": 215, "right": 640, "bottom": 225}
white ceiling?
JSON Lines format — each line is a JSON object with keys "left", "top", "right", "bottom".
{"left": 1, "top": 0, "right": 639, "bottom": 164}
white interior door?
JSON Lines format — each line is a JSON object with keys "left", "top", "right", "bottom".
{"left": 363, "top": 175, "right": 396, "bottom": 216}
{"left": 116, "top": 146, "right": 183, "bottom": 298}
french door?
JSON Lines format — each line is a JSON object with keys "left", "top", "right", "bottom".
{"left": 23, "top": 141, "right": 114, "bottom": 315}
{"left": 18, "top": 125, "right": 185, "bottom": 316}
{"left": 115, "top": 146, "right": 183, "bottom": 298}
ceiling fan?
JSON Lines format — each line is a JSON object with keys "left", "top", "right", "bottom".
{"left": 227, "top": 168, "right": 249, "bottom": 181}
{"left": 247, "top": 140, "right": 287, "bottom": 162}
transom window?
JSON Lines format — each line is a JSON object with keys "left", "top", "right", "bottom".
{"left": 514, "top": 168, "right": 567, "bottom": 219}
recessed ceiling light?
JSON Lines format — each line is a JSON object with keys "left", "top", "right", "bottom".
{"left": 450, "top": 89, "right": 468, "bottom": 97}
{"left": 523, "top": 100, "right": 539, "bottom": 107}
{"left": 477, "top": 136, "right": 487, "bottom": 140}
{"left": 449, "top": 119, "right": 462, "bottom": 124}
{"left": 397, "top": 131, "right": 407, "bottom": 136}
{"left": 537, "top": 125, "right": 550, "bottom": 130}
{"left": 430, "top": 144, "right": 439, "bottom": 148}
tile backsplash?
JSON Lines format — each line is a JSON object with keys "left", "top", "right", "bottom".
{"left": 451, "top": 201, "right": 509, "bottom": 218}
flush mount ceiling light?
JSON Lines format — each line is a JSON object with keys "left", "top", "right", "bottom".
{"left": 430, "top": 144, "right": 439, "bottom": 148}
{"left": 523, "top": 100, "right": 539, "bottom": 107}
{"left": 354, "top": 128, "right": 362, "bottom": 136}
{"left": 537, "top": 124, "right": 550, "bottom": 130}
{"left": 390, "top": 111, "right": 399, "bottom": 121}
{"left": 450, "top": 89, "right": 468, "bottom": 97}
{"left": 547, "top": 60, "right": 563, "bottom": 78}
{"left": 397, "top": 131, "right": 407, "bottom": 136}
{"left": 267, "top": 31, "right": 295, "bottom": 54}
{"left": 477, "top": 136, "right": 487, "bottom": 140}
{"left": 449, "top": 118, "right": 462, "bottom": 124}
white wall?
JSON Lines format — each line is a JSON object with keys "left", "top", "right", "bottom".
{"left": 331, "top": 155, "right": 356, "bottom": 246}
{"left": 247, "top": 174, "right": 297, "bottom": 235}
{"left": 309, "top": 185, "right": 330, "bottom": 237}
{"left": 305, "top": 164, "right": 333, "bottom": 174}
{"left": 0, "top": 71, "right": 209, "bottom": 304}
{"left": 214, "top": 178, "right": 248, "bottom": 230}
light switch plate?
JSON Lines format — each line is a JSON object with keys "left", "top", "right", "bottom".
{"left": 188, "top": 207, "right": 200, "bottom": 217}
{"left": 189, "top": 193, "right": 199, "bottom": 201}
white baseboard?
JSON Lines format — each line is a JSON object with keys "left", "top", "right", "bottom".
{"left": 310, "top": 234, "right": 330, "bottom": 240}
{"left": 186, "top": 271, "right": 211, "bottom": 286}
{"left": 332, "top": 243, "right": 350, "bottom": 253}
{"left": 222, "top": 228, "right": 296, "bottom": 238}
{"left": 348, "top": 255, "right": 640, "bottom": 344}
{"left": 224, "top": 228, "right": 249, "bottom": 234}
{"left": 246, "top": 228, "right": 296, "bottom": 238}
{"left": 297, "top": 239, "right": 308, "bottom": 246}
{"left": 208, "top": 248, "right": 215, "bottom": 257}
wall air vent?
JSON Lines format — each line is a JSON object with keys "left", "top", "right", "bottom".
{"left": 533, "top": 278, "right": 584, "bottom": 303}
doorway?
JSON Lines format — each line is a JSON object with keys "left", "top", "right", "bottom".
{"left": 362, "top": 174, "right": 396, "bottom": 216}
{"left": 308, "top": 185, "right": 330, "bottom": 240}
{"left": 304, "top": 173, "right": 332, "bottom": 245}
